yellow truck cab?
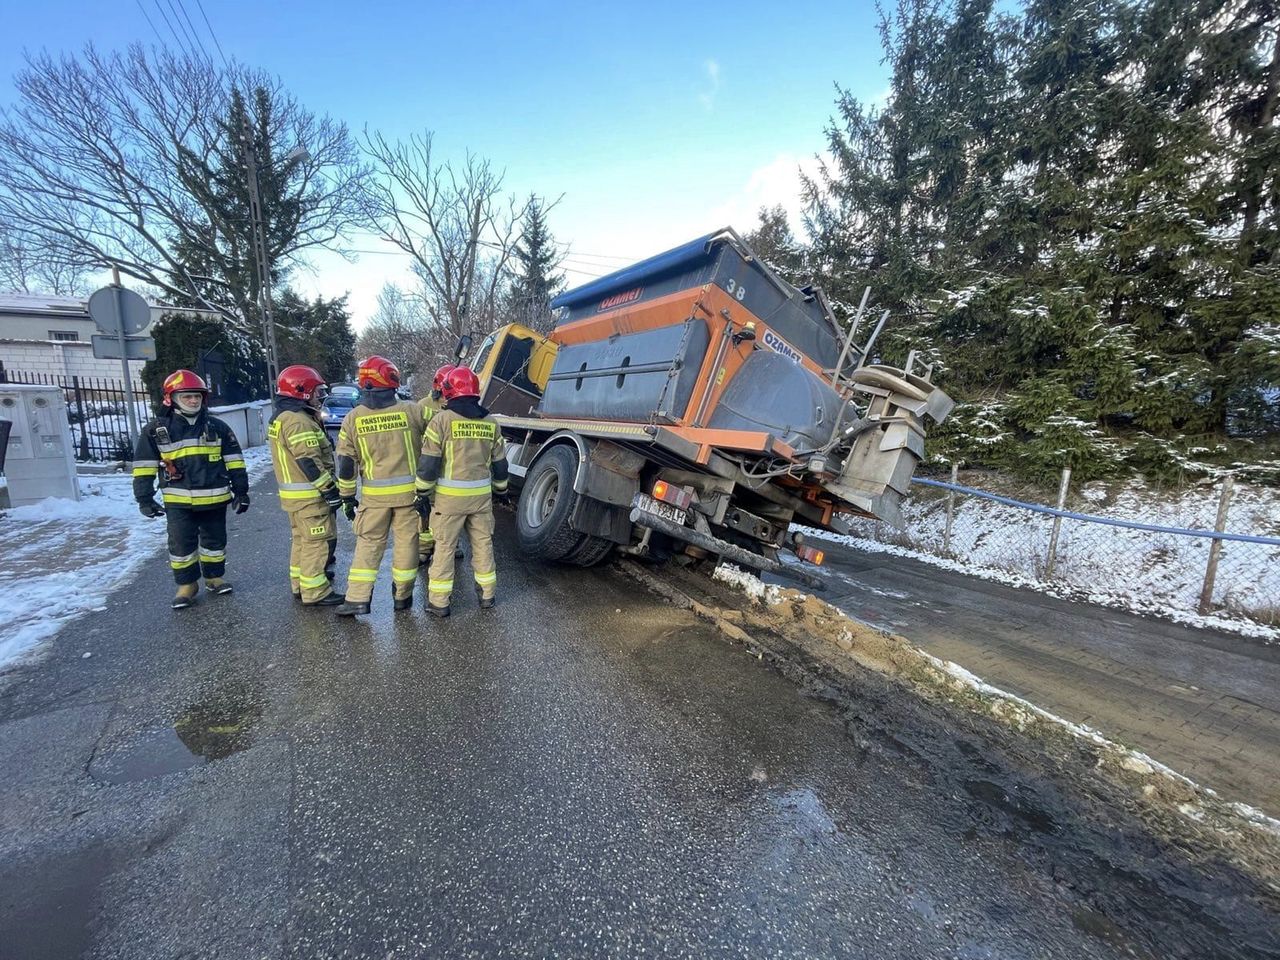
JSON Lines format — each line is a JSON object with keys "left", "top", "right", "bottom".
{"left": 471, "top": 323, "right": 558, "bottom": 416}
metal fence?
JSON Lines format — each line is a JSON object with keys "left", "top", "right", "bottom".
{"left": 837, "top": 468, "right": 1280, "bottom": 628}
{"left": 0, "top": 370, "right": 150, "bottom": 462}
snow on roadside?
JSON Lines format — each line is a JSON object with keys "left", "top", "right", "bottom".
{"left": 798, "top": 475, "right": 1280, "bottom": 642}
{"left": 0, "top": 447, "right": 274, "bottom": 671}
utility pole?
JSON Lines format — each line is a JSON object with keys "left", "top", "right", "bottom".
{"left": 239, "top": 110, "right": 280, "bottom": 390}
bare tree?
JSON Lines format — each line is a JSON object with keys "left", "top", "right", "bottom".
{"left": 0, "top": 216, "right": 88, "bottom": 295}
{"left": 0, "top": 45, "right": 368, "bottom": 332}
{"left": 356, "top": 282, "right": 449, "bottom": 393}
{"left": 360, "top": 130, "right": 533, "bottom": 344}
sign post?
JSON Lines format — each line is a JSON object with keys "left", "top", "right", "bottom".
{"left": 88, "top": 270, "right": 154, "bottom": 442}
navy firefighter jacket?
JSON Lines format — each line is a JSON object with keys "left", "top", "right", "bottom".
{"left": 132, "top": 409, "right": 249, "bottom": 510}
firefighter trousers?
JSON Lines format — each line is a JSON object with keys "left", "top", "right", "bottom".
{"left": 427, "top": 504, "right": 496, "bottom": 608}
{"left": 167, "top": 505, "right": 227, "bottom": 585}
{"left": 288, "top": 502, "right": 338, "bottom": 602}
{"left": 418, "top": 513, "right": 434, "bottom": 559}
{"left": 346, "top": 504, "right": 419, "bottom": 603}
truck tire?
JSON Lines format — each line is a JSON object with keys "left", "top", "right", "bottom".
{"left": 516, "top": 444, "right": 586, "bottom": 561}
{"left": 565, "top": 534, "right": 615, "bottom": 567}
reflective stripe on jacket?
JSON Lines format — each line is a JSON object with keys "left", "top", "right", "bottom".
{"left": 268, "top": 406, "right": 336, "bottom": 512}
{"left": 334, "top": 401, "right": 425, "bottom": 507}
{"left": 416, "top": 408, "right": 507, "bottom": 515}
{"left": 132, "top": 411, "right": 247, "bottom": 511}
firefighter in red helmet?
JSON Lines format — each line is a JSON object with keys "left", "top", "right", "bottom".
{"left": 333, "top": 356, "right": 427, "bottom": 616}
{"left": 132, "top": 369, "right": 249, "bottom": 609}
{"left": 415, "top": 366, "right": 507, "bottom": 616}
{"left": 417, "top": 362, "right": 459, "bottom": 564}
{"left": 268, "top": 364, "right": 345, "bottom": 606}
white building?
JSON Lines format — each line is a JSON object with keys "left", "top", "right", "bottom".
{"left": 0, "top": 292, "right": 216, "bottom": 383}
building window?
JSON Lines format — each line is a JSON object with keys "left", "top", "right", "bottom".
{"left": 49, "top": 330, "right": 79, "bottom": 341}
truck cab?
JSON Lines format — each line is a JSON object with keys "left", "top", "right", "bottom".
{"left": 471, "top": 323, "right": 557, "bottom": 417}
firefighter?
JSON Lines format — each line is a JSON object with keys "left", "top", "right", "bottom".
{"left": 333, "top": 355, "right": 426, "bottom": 617}
{"left": 417, "top": 363, "right": 456, "bottom": 564}
{"left": 415, "top": 366, "right": 508, "bottom": 617}
{"left": 132, "top": 369, "right": 250, "bottom": 609}
{"left": 268, "top": 364, "right": 345, "bottom": 607}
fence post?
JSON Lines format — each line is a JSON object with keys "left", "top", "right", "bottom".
{"left": 1045, "top": 466, "right": 1072, "bottom": 579}
{"left": 71, "top": 376, "right": 91, "bottom": 461}
{"left": 942, "top": 462, "right": 960, "bottom": 556}
{"left": 1198, "top": 476, "right": 1235, "bottom": 615}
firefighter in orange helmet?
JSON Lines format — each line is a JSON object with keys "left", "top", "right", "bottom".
{"left": 415, "top": 366, "right": 508, "bottom": 616}
{"left": 333, "top": 356, "right": 427, "bottom": 616}
{"left": 132, "top": 369, "right": 249, "bottom": 609}
{"left": 418, "top": 363, "right": 458, "bottom": 564}
{"left": 268, "top": 364, "right": 345, "bottom": 606}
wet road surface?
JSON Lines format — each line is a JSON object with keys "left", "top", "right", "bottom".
{"left": 1, "top": 479, "right": 1277, "bottom": 958}
{"left": 803, "top": 541, "right": 1280, "bottom": 812}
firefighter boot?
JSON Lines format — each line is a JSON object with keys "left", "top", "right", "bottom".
{"left": 304, "top": 592, "right": 346, "bottom": 608}
{"left": 427, "top": 600, "right": 450, "bottom": 618}
{"left": 334, "top": 600, "right": 371, "bottom": 617}
{"left": 172, "top": 583, "right": 199, "bottom": 610}
{"left": 475, "top": 584, "right": 495, "bottom": 610}
{"left": 205, "top": 578, "right": 234, "bottom": 595}
{"left": 394, "top": 592, "right": 414, "bottom": 612}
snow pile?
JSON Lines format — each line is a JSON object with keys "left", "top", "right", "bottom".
{"left": 0, "top": 446, "right": 274, "bottom": 670}
{"left": 712, "top": 563, "right": 785, "bottom": 605}
{"left": 0, "top": 474, "right": 165, "bottom": 669}
{"left": 803, "top": 475, "right": 1280, "bottom": 639}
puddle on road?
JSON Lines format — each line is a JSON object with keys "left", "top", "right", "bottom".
{"left": 89, "top": 683, "right": 262, "bottom": 784}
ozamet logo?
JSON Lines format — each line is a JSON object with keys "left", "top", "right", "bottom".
{"left": 597, "top": 287, "right": 642, "bottom": 312}
{"left": 355, "top": 412, "right": 409, "bottom": 434}
{"left": 763, "top": 329, "right": 803, "bottom": 363}
{"left": 450, "top": 420, "right": 496, "bottom": 440}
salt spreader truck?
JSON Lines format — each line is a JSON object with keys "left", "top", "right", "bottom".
{"left": 461, "top": 228, "right": 953, "bottom": 590}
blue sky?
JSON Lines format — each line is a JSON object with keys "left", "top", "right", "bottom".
{"left": 1, "top": 1, "right": 889, "bottom": 326}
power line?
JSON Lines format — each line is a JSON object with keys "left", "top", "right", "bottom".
{"left": 134, "top": 0, "right": 167, "bottom": 47}
{"left": 163, "top": 0, "right": 204, "bottom": 61}
{"left": 150, "top": 0, "right": 193, "bottom": 57}
{"left": 173, "top": 0, "right": 214, "bottom": 66}
{"left": 192, "top": 0, "right": 230, "bottom": 68}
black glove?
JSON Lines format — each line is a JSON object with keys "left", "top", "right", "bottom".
{"left": 138, "top": 499, "right": 165, "bottom": 519}
{"left": 321, "top": 485, "right": 342, "bottom": 512}
{"left": 232, "top": 493, "right": 250, "bottom": 515}
{"left": 493, "top": 486, "right": 511, "bottom": 504}
{"left": 414, "top": 493, "right": 431, "bottom": 518}
{"left": 340, "top": 496, "right": 358, "bottom": 521}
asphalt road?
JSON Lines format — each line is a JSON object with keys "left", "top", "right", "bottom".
{"left": 1, "top": 477, "right": 1277, "bottom": 958}
{"left": 803, "top": 541, "right": 1280, "bottom": 813}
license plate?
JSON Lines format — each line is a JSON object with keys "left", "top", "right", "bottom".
{"left": 635, "top": 493, "right": 687, "bottom": 526}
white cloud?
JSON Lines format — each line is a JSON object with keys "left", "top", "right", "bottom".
{"left": 704, "top": 151, "right": 828, "bottom": 236}
{"left": 698, "top": 59, "right": 721, "bottom": 111}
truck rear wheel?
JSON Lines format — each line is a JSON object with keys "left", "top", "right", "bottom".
{"left": 564, "top": 534, "right": 615, "bottom": 567}
{"left": 516, "top": 445, "right": 586, "bottom": 561}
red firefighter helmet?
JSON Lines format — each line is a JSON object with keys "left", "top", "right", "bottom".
{"left": 432, "top": 363, "right": 457, "bottom": 394}
{"left": 161, "top": 369, "right": 209, "bottom": 407}
{"left": 276, "top": 364, "right": 327, "bottom": 402}
{"left": 356, "top": 355, "right": 401, "bottom": 390}
{"left": 441, "top": 366, "right": 481, "bottom": 401}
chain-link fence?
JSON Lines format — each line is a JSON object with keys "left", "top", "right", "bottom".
{"left": 833, "top": 470, "right": 1280, "bottom": 628}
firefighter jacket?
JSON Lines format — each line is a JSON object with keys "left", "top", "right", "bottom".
{"left": 267, "top": 397, "right": 337, "bottom": 512}
{"left": 335, "top": 389, "right": 426, "bottom": 508}
{"left": 132, "top": 409, "right": 248, "bottom": 510}
{"left": 415, "top": 396, "right": 508, "bottom": 515}
{"left": 419, "top": 393, "right": 443, "bottom": 421}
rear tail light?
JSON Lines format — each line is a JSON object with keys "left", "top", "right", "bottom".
{"left": 796, "top": 545, "right": 825, "bottom": 565}
{"left": 651, "top": 479, "right": 694, "bottom": 510}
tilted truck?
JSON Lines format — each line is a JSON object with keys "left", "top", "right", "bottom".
{"left": 461, "top": 228, "right": 953, "bottom": 590}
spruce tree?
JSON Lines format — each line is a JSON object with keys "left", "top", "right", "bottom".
{"left": 506, "top": 197, "right": 566, "bottom": 334}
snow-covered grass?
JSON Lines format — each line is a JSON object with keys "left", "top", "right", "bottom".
{"left": 801, "top": 474, "right": 1280, "bottom": 641}
{"left": 0, "top": 446, "right": 273, "bottom": 671}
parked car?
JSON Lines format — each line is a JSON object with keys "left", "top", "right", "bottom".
{"left": 320, "top": 383, "right": 359, "bottom": 437}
